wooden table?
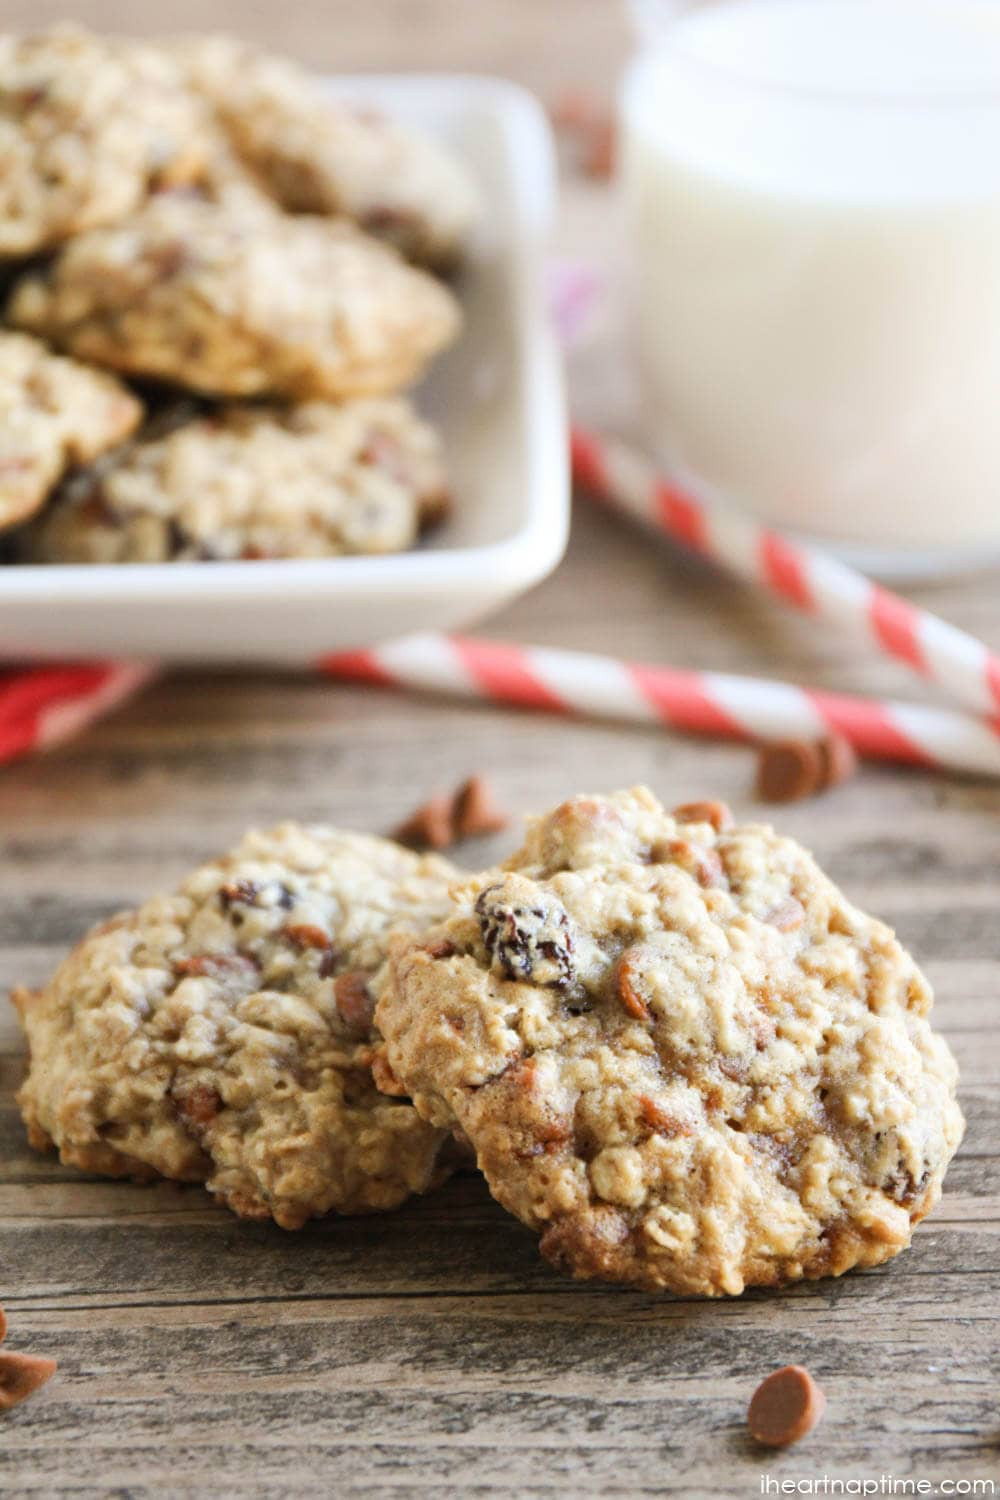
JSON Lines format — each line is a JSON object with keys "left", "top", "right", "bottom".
{"left": 1, "top": 4, "right": 998, "bottom": 1495}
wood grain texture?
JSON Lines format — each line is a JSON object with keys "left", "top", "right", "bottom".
{"left": 0, "top": 2, "right": 998, "bottom": 1495}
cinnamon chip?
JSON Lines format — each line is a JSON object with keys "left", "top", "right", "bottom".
{"left": 662, "top": 838, "right": 727, "bottom": 889}
{"left": 550, "top": 89, "right": 617, "bottom": 180}
{"left": 174, "top": 952, "right": 258, "bottom": 978}
{"left": 421, "top": 938, "right": 456, "bottom": 959}
{"left": 551, "top": 89, "right": 600, "bottom": 131}
{"left": 0, "top": 1350, "right": 58, "bottom": 1411}
{"left": 0, "top": 1306, "right": 6, "bottom": 1345}
{"left": 394, "top": 776, "right": 509, "bottom": 850}
{"left": 755, "top": 740, "right": 825, "bottom": 804}
{"left": 334, "top": 971, "right": 375, "bottom": 1032}
{"left": 756, "top": 733, "right": 859, "bottom": 804}
{"left": 616, "top": 950, "right": 651, "bottom": 1022}
{"left": 637, "top": 1094, "right": 691, "bottom": 1137}
{"left": 748, "top": 1365, "right": 826, "bottom": 1447}
{"left": 282, "top": 922, "right": 332, "bottom": 951}
{"left": 817, "top": 732, "right": 858, "bottom": 790}
{"left": 393, "top": 795, "right": 454, "bottom": 851}
{"left": 453, "top": 776, "right": 509, "bottom": 839}
{"left": 582, "top": 117, "right": 616, "bottom": 180}
{"left": 672, "top": 800, "right": 733, "bottom": 832}
{"left": 177, "top": 1085, "right": 221, "bottom": 1127}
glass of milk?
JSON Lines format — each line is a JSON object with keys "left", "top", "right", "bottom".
{"left": 621, "top": 0, "right": 1000, "bottom": 574}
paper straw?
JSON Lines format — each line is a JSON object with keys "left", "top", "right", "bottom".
{"left": 4, "top": 633, "right": 995, "bottom": 778}
{"left": 321, "top": 632, "right": 1000, "bottom": 778}
{"left": 571, "top": 426, "right": 1000, "bottom": 725}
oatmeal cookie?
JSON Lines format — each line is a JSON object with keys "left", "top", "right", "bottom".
{"left": 0, "top": 25, "right": 207, "bottom": 256}
{"left": 8, "top": 196, "right": 462, "bottom": 400}
{"left": 376, "top": 788, "right": 964, "bottom": 1295}
{"left": 179, "top": 35, "right": 478, "bottom": 269}
{"left": 0, "top": 330, "right": 142, "bottom": 530}
{"left": 19, "top": 397, "right": 448, "bottom": 563}
{"left": 173, "top": 137, "right": 282, "bottom": 219}
{"left": 13, "top": 825, "right": 460, "bottom": 1228}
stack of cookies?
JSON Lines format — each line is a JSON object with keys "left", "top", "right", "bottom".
{"left": 12, "top": 787, "right": 964, "bottom": 1297}
{"left": 0, "top": 26, "right": 475, "bottom": 563}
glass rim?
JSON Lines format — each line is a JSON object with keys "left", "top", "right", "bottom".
{"left": 624, "top": 33, "right": 1000, "bottom": 111}
{"left": 625, "top": 0, "right": 1000, "bottom": 111}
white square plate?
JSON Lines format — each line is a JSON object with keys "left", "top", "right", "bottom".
{"left": 0, "top": 76, "right": 568, "bottom": 664}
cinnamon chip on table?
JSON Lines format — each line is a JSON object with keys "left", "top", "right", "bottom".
{"left": 393, "top": 793, "right": 454, "bottom": 850}
{"left": 550, "top": 89, "right": 617, "bottom": 180}
{"left": 755, "top": 733, "right": 858, "bottom": 804}
{"left": 817, "top": 731, "right": 859, "bottom": 790}
{"left": 748, "top": 1365, "right": 826, "bottom": 1447}
{"left": 453, "top": 775, "right": 509, "bottom": 839}
{"left": 0, "top": 1350, "right": 58, "bottom": 1412}
{"left": 0, "top": 1304, "right": 56, "bottom": 1416}
{"left": 582, "top": 116, "right": 616, "bottom": 180}
{"left": 394, "top": 774, "right": 509, "bottom": 850}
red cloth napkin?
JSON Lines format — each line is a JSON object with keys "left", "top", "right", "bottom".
{"left": 0, "top": 662, "right": 155, "bottom": 765}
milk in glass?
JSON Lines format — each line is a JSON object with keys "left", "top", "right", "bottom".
{"left": 622, "top": 0, "right": 1000, "bottom": 560}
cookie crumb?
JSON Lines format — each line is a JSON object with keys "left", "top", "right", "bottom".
{"left": 748, "top": 1365, "right": 825, "bottom": 1447}
{"left": 0, "top": 1350, "right": 58, "bottom": 1412}
{"left": 453, "top": 776, "right": 509, "bottom": 839}
{"left": 371, "top": 1047, "right": 408, "bottom": 1097}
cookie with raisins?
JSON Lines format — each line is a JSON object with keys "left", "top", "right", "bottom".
{"left": 12, "top": 825, "right": 459, "bottom": 1227}
{"left": 178, "top": 34, "right": 479, "bottom": 271}
{"left": 9, "top": 196, "right": 461, "bottom": 401}
{"left": 17, "top": 397, "right": 448, "bottom": 563}
{"left": 375, "top": 787, "right": 964, "bottom": 1295}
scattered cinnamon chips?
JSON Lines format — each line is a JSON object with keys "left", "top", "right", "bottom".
{"left": 755, "top": 733, "right": 858, "bottom": 804}
{"left": 394, "top": 774, "right": 509, "bottom": 850}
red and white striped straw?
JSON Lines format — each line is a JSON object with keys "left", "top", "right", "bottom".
{"left": 322, "top": 632, "right": 1000, "bottom": 778}
{"left": 0, "top": 661, "right": 155, "bottom": 766}
{"left": 3, "top": 631, "right": 998, "bottom": 778}
{"left": 571, "top": 426, "right": 1000, "bottom": 727}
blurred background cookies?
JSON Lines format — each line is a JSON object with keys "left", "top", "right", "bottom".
{"left": 0, "top": 23, "right": 477, "bottom": 562}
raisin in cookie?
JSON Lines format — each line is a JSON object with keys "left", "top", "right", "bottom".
{"left": 0, "top": 25, "right": 207, "bottom": 256}
{"left": 376, "top": 788, "right": 964, "bottom": 1295}
{"left": 179, "top": 35, "right": 478, "bottom": 270}
{"left": 0, "top": 331, "right": 142, "bottom": 530}
{"left": 8, "top": 196, "right": 461, "bottom": 400}
{"left": 18, "top": 397, "right": 448, "bottom": 563}
{"left": 13, "top": 825, "right": 460, "bottom": 1228}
